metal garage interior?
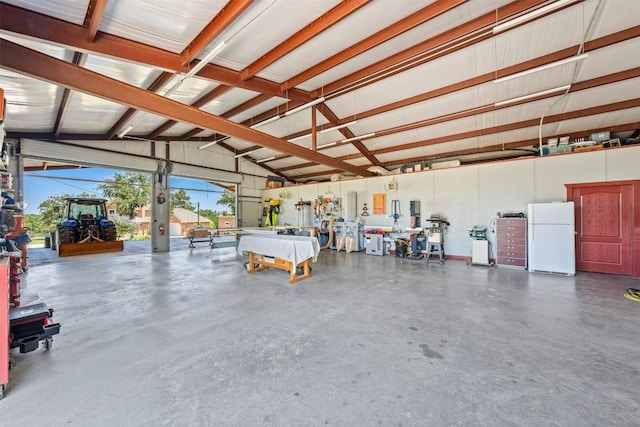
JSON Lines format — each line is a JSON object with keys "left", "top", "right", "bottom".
{"left": 0, "top": 0, "right": 639, "bottom": 424}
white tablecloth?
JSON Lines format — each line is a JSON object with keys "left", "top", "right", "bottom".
{"left": 237, "top": 234, "right": 320, "bottom": 266}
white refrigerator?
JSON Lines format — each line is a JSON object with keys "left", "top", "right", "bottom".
{"left": 527, "top": 202, "right": 576, "bottom": 276}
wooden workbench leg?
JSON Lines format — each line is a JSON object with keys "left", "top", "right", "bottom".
{"left": 247, "top": 252, "right": 257, "bottom": 273}
{"left": 303, "top": 260, "right": 310, "bottom": 277}
{"left": 288, "top": 261, "right": 297, "bottom": 284}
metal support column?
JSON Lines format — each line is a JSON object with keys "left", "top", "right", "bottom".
{"left": 151, "top": 161, "right": 170, "bottom": 252}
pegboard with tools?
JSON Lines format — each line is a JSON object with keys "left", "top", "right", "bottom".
{"left": 313, "top": 195, "right": 342, "bottom": 220}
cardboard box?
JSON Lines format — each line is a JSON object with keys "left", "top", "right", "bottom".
{"left": 266, "top": 180, "right": 283, "bottom": 189}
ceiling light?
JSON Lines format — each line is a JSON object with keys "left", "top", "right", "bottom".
{"left": 493, "top": 0, "right": 575, "bottom": 34}
{"left": 318, "top": 142, "right": 338, "bottom": 148}
{"left": 250, "top": 115, "right": 281, "bottom": 129}
{"left": 319, "top": 120, "right": 357, "bottom": 133}
{"left": 494, "top": 54, "right": 588, "bottom": 83}
{"left": 341, "top": 132, "right": 376, "bottom": 143}
{"left": 235, "top": 149, "right": 257, "bottom": 158}
{"left": 198, "top": 141, "right": 218, "bottom": 150}
{"left": 117, "top": 125, "right": 133, "bottom": 139}
{"left": 494, "top": 85, "right": 571, "bottom": 107}
{"left": 185, "top": 41, "right": 227, "bottom": 79}
{"left": 283, "top": 97, "right": 325, "bottom": 116}
{"left": 256, "top": 156, "right": 276, "bottom": 163}
{"left": 287, "top": 133, "right": 312, "bottom": 142}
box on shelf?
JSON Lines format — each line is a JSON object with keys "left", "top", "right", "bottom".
{"left": 266, "top": 175, "right": 285, "bottom": 189}
{"left": 590, "top": 131, "right": 610, "bottom": 142}
{"left": 545, "top": 145, "right": 572, "bottom": 155}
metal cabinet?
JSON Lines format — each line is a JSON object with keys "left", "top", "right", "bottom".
{"left": 496, "top": 218, "right": 527, "bottom": 269}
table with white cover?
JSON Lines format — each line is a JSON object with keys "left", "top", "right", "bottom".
{"left": 237, "top": 234, "right": 320, "bottom": 284}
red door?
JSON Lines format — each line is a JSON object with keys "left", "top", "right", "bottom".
{"left": 571, "top": 184, "right": 633, "bottom": 275}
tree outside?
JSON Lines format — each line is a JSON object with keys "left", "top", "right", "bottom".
{"left": 112, "top": 216, "right": 137, "bottom": 239}
{"left": 196, "top": 190, "right": 235, "bottom": 227}
{"left": 171, "top": 188, "right": 195, "bottom": 213}
{"left": 25, "top": 171, "right": 231, "bottom": 240}
{"left": 23, "top": 214, "right": 47, "bottom": 234}
{"left": 97, "top": 171, "right": 150, "bottom": 218}
{"left": 217, "top": 189, "right": 236, "bottom": 215}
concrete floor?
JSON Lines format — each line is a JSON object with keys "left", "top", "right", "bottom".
{"left": 2, "top": 239, "right": 639, "bottom": 426}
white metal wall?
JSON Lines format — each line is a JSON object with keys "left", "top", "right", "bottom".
{"left": 263, "top": 145, "right": 640, "bottom": 257}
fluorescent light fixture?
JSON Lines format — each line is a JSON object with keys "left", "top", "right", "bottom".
{"left": 341, "top": 132, "right": 376, "bottom": 143}
{"left": 494, "top": 54, "right": 588, "bottom": 83}
{"left": 283, "top": 97, "right": 325, "bottom": 116}
{"left": 198, "top": 141, "right": 218, "bottom": 150}
{"left": 185, "top": 41, "right": 227, "bottom": 79}
{"left": 494, "top": 85, "right": 571, "bottom": 107}
{"left": 319, "top": 120, "right": 357, "bottom": 133}
{"left": 287, "top": 133, "right": 311, "bottom": 142}
{"left": 256, "top": 156, "right": 276, "bottom": 163}
{"left": 235, "top": 149, "right": 257, "bottom": 158}
{"left": 250, "top": 115, "right": 281, "bottom": 129}
{"left": 117, "top": 125, "right": 133, "bottom": 139}
{"left": 123, "top": 39, "right": 228, "bottom": 136}
{"left": 318, "top": 142, "right": 338, "bottom": 148}
{"left": 493, "top": 0, "right": 574, "bottom": 34}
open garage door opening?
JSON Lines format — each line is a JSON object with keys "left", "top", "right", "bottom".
{"left": 23, "top": 161, "right": 234, "bottom": 250}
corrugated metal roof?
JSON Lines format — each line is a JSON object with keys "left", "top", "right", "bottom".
{"left": 1, "top": 0, "right": 638, "bottom": 182}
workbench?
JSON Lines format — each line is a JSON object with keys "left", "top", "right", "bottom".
{"left": 186, "top": 227, "right": 247, "bottom": 249}
{"left": 237, "top": 234, "right": 320, "bottom": 284}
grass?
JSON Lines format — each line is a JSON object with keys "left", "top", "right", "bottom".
{"left": 30, "top": 236, "right": 46, "bottom": 245}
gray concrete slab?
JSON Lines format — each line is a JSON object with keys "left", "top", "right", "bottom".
{"left": 3, "top": 243, "right": 640, "bottom": 426}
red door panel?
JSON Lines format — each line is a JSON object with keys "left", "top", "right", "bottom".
{"left": 573, "top": 185, "right": 632, "bottom": 275}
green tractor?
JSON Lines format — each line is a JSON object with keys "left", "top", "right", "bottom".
{"left": 55, "top": 198, "right": 123, "bottom": 256}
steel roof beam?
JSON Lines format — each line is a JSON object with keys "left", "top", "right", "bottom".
{"left": 285, "top": 120, "right": 640, "bottom": 179}
{"left": 146, "top": 85, "right": 234, "bottom": 138}
{"left": 0, "top": 40, "right": 373, "bottom": 176}
{"left": 265, "top": 25, "right": 640, "bottom": 166}
{"left": 84, "top": 0, "right": 108, "bottom": 42}
{"left": 177, "top": 93, "right": 275, "bottom": 139}
{"left": 53, "top": 52, "right": 87, "bottom": 138}
{"left": 173, "top": 23, "right": 640, "bottom": 150}
{"left": 106, "top": 72, "right": 175, "bottom": 139}
{"left": 281, "top": 0, "right": 467, "bottom": 91}
{"left": 181, "top": 0, "right": 255, "bottom": 66}
{"left": 316, "top": 103, "right": 380, "bottom": 166}
{"left": 205, "top": 0, "right": 551, "bottom": 145}
{"left": 356, "top": 98, "right": 640, "bottom": 159}
{"left": 277, "top": 66, "right": 640, "bottom": 172}
{"left": 0, "top": 2, "right": 309, "bottom": 100}
{"left": 241, "top": 0, "right": 371, "bottom": 81}
{"left": 311, "top": 0, "right": 552, "bottom": 98}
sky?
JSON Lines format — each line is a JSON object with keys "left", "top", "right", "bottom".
{"left": 23, "top": 167, "right": 227, "bottom": 215}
